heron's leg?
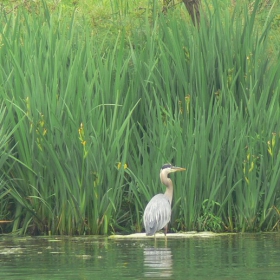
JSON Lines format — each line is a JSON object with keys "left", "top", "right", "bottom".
{"left": 164, "top": 225, "right": 168, "bottom": 236}
{"left": 164, "top": 226, "right": 168, "bottom": 245}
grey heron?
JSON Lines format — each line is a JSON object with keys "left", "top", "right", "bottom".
{"left": 143, "top": 164, "right": 186, "bottom": 236}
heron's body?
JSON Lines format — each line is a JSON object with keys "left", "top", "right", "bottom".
{"left": 143, "top": 164, "right": 186, "bottom": 236}
{"left": 143, "top": 193, "right": 171, "bottom": 236}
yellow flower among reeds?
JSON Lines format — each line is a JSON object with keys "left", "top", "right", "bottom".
{"left": 117, "top": 162, "right": 128, "bottom": 169}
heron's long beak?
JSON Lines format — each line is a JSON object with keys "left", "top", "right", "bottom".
{"left": 171, "top": 166, "right": 186, "bottom": 172}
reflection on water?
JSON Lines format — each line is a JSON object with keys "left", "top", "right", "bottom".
{"left": 144, "top": 247, "right": 172, "bottom": 278}
{"left": 1, "top": 234, "right": 280, "bottom": 279}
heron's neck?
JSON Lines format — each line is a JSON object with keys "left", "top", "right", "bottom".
{"left": 161, "top": 175, "right": 173, "bottom": 204}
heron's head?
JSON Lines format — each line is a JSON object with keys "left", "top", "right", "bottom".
{"left": 160, "top": 164, "right": 186, "bottom": 178}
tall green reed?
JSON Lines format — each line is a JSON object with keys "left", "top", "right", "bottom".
{"left": 125, "top": 0, "right": 280, "bottom": 232}
{"left": 1, "top": 0, "right": 280, "bottom": 234}
{"left": 1, "top": 4, "right": 138, "bottom": 234}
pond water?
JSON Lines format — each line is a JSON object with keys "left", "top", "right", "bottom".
{"left": 0, "top": 233, "right": 280, "bottom": 279}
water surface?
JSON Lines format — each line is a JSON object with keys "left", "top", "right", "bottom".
{"left": 1, "top": 233, "right": 280, "bottom": 279}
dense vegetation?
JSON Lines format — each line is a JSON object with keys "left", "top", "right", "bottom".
{"left": 1, "top": 0, "right": 280, "bottom": 235}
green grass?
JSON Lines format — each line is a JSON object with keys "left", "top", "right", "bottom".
{"left": 1, "top": 0, "right": 280, "bottom": 235}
